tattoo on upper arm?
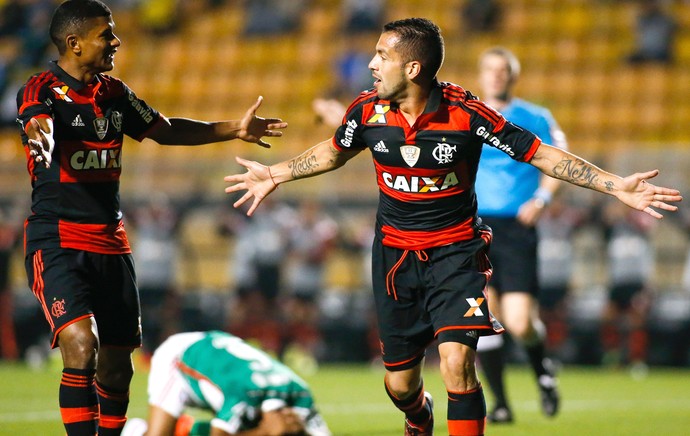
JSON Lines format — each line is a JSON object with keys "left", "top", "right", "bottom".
{"left": 289, "top": 150, "right": 319, "bottom": 178}
{"left": 552, "top": 157, "right": 598, "bottom": 188}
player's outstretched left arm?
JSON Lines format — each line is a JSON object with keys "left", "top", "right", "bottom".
{"left": 148, "top": 96, "right": 287, "bottom": 147}
{"left": 529, "top": 143, "right": 682, "bottom": 219}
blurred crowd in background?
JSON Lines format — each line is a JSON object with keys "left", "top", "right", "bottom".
{"left": 1, "top": 0, "right": 690, "bottom": 371}
{"left": 4, "top": 187, "right": 690, "bottom": 371}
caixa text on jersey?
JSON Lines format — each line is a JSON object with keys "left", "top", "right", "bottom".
{"left": 382, "top": 171, "right": 459, "bottom": 192}
{"left": 70, "top": 149, "right": 121, "bottom": 170}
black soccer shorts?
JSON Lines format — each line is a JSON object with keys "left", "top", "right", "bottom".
{"left": 371, "top": 226, "right": 504, "bottom": 371}
{"left": 481, "top": 216, "right": 539, "bottom": 296}
{"left": 25, "top": 248, "right": 142, "bottom": 349}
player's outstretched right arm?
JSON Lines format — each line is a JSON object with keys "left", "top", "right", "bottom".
{"left": 224, "top": 139, "right": 360, "bottom": 216}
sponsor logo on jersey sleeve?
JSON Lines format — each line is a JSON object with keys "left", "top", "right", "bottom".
{"left": 340, "top": 119, "right": 358, "bottom": 148}
{"left": 476, "top": 126, "right": 514, "bottom": 156}
{"left": 128, "top": 93, "right": 155, "bottom": 123}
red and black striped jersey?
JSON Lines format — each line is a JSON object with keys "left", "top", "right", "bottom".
{"left": 332, "top": 81, "right": 541, "bottom": 250}
{"left": 16, "top": 62, "right": 163, "bottom": 255}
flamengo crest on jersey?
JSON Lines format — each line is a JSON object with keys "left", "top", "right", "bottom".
{"left": 432, "top": 140, "right": 456, "bottom": 164}
{"left": 112, "top": 111, "right": 123, "bottom": 132}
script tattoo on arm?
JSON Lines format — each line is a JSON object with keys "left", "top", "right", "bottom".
{"left": 289, "top": 149, "right": 319, "bottom": 179}
{"left": 551, "top": 157, "right": 603, "bottom": 190}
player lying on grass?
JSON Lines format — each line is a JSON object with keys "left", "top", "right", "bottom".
{"left": 122, "top": 331, "right": 331, "bottom": 436}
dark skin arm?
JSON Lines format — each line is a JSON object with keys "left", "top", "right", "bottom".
{"left": 24, "top": 97, "right": 287, "bottom": 169}
{"left": 147, "top": 96, "right": 287, "bottom": 147}
{"left": 25, "top": 118, "right": 55, "bottom": 168}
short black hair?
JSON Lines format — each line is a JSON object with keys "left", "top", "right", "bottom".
{"left": 382, "top": 18, "right": 445, "bottom": 81}
{"left": 49, "top": 0, "right": 112, "bottom": 54}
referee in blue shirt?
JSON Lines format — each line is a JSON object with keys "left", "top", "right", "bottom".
{"left": 475, "top": 46, "right": 567, "bottom": 424}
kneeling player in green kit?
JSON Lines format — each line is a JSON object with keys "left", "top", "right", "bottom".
{"left": 122, "top": 331, "right": 330, "bottom": 436}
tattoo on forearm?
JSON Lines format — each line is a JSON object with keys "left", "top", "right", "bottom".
{"left": 604, "top": 181, "right": 614, "bottom": 192}
{"left": 552, "top": 158, "right": 599, "bottom": 188}
{"left": 289, "top": 150, "right": 319, "bottom": 178}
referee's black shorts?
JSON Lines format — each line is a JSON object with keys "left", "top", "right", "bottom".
{"left": 481, "top": 216, "right": 539, "bottom": 297}
{"left": 372, "top": 225, "right": 503, "bottom": 372}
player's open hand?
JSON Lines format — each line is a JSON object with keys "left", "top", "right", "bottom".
{"left": 616, "top": 169, "right": 682, "bottom": 219}
{"left": 224, "top": 156, "right": 277, "bottom": 216}
{"left": 27, "top": 118, "right": 55, "bottom": 168}
{"left": 237, "top": 96, "right": 288, "bottom": 148}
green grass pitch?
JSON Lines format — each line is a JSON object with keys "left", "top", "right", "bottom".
{"left": 1, "top": 355, "right": 689, "bottom": 435}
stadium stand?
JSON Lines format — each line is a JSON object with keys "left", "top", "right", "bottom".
{"left": 2, "top": 0, "right": 690, "bottom": 190}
